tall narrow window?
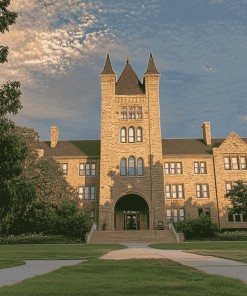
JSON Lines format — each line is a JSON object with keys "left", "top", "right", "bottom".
{"left": 172, "top": 185, "right": 177, "bottom": 198}
{"left": 177, "top": 162, "right": 182, "bottom": 174}
{"left": 79, "top": 164, "right": 85, "bottom": 176}
{"left": 120, "top": 159, "right": 126, "bottom": 175}
{"left": 170, "top": 163, "right": 175, "bottom": 174}
{"left": 198, "top": 208, "right": 203, "bottom": 216}
{"left": 137, "top": 107, "right": 142, "bottom": 119}
{"left": 165, "top": 185, "right": 171, "bottom": 198}
{"left": 205, "top": 208, "right": 210, "bottom": 217}
{"left": 200, "top": 162, "right": 206, "bottom": 174}
{"left": 120, "top": 128, "right": 126, "bottom": 143}
{"left": 79, "top": 187, "right": 84, "bottom": 200}
{"left": 136, "top": 127, "right": 142, "bottom": 142}
{"left": 173, "top": 209, "right": 178, "bottom": 222}
{"left": 232, "top": 156, "right": 239, "bottom": 170}
{"left": 196, "top": 184, "right": 201, "bottom": 198}
{"left": 91, "top": 164, "right": 96, "bottom": 175}
{"left": 228, "top": 209, "right": 234, "bottom": 222}
{"left": 121, "top": 107, "right": 127, "bottom": 119}
{"left": 178, "top": 185, "right": 183, "bottom": 198}
{"left": 224, "top": 156, "right": 230, "bottom": 170}
{"left": 91, "top": 186, "right": 95, "bottom": 200}
{"left": 86, "top": 164, "right": 90, "bottom": 175}
{"left": 166, "top": 209, "right": 172, "bottom": 222}
{"left": 62, "top": 163, "right": 67, "bottom": 175}
{"left": 164, "top": 163, "right": 169, "bottom": 175}
{"left": 194, "top": 162, "right": 199, "bottom": 174}
{"left": 128, "top": 157, "right": 135, "bottom": 175}
{"left": 129, "top": 107, "right": 135, "bottom": 119}
{"left": 225, "top": 182, "right": 232, "bottom": 194}
{"left": 240, "top": 156, "right": 246, "bottom": 170}
{"left": 85, "top": 187, "right": 89, "bottom": 200}
{"left": 128, "top": 127, "right": 135, "bottom": 143}
{"left": 179, "top": 209, "right": 184, "bottom": 221}
{"left": 202, "top": 184, "right": 208, "bottom": 198}
{"left": 137, "top": 158, "right": 143, "bottom": 176}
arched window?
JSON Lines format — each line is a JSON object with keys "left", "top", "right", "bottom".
{"left": 120, "top": 158, "right": 127, "bottom": 175}
{"left": 136, "top": 127, "right": 142, "bottom": 142}
{"left": 128, "top": 127, "right": 135, "bottom": 143}
{"left": 137, "top": 158, "right": 143, "bottom": 176}
{"left": 120, "top": 127, "right": 126, "bottom": 143}
{"left": 128, "top": 156, "right": 135, "bottom": 175}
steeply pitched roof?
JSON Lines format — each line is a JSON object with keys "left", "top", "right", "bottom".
{"left": 115, "top": 55, "right": 145, "bottom": 95}
{"left": 101, "top": 54, "right": 115, "bottom": 75}
{"left": 144, "top": 53, "right": 160, "bottom": 75}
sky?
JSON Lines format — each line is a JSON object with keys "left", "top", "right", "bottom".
{"left": 1, "top": 0, "right": 247, "bottom": 142}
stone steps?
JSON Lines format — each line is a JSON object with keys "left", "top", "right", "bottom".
{"left": 88, "top": 230, "right": 177, "bottom": 244}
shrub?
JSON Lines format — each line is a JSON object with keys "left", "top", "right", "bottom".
{"left": 173, "top": 214, "right": 220, "bottom": 240}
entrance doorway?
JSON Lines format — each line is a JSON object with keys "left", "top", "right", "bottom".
{"left": 114, "top": 194, "right": 149, "bottom": 230}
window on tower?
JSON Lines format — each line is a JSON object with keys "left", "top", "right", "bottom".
{"left": 129, "top": 107, "right": 135, "bottom": 119}
{"left": 121, "top": 107, "right": 127, "bottom": 119}
{"left": 136, "top": 127, "right": 142, "bottom": 142}
{"left": 120, "top": 158, "right": 127, "bottom": 175}
{"left": 120, "top": 127, "right": 126, "bottom": 143}
{"left": 128, "top": 127, "right": 135, "bottom": 143}
{"left": 137, "top": 107, "right": 142, "bottom": 119}
{"left": 128, "top": 156, "right": 135, "bottom": 175}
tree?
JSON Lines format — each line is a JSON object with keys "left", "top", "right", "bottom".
{"left": 225, "top": 180, "right": 247, "bottom": 216}
{"left": 0, "top": 0, "right": 36, "bottom": 223}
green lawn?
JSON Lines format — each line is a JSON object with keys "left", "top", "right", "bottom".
{"left": 0, "top": 243, "right": 247, "bottom": 295}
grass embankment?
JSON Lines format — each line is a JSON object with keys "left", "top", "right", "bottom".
{"left": 0, "top": 243, "right": 247, "bottom": 295}
{"left": 149, "top": 241, "right": 247, "bottom": 263}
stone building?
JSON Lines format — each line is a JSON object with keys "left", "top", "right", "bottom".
{"left": 36, "top": 53, "right": 247, "bottom": 231}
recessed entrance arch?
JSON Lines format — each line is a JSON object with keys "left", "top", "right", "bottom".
{"left": 114, "top": 194, "right": 149, "bottom": 230}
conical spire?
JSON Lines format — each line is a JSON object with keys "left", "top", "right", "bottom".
{"left": 101, "top": 54, "right": 115, "bottom": 74}
{"left": 144, "top": 53, "right": 160, "bottom": 74}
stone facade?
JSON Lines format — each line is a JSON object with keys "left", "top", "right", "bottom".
{"left": 36, "top": 53, "right": 247, "bottom": 231}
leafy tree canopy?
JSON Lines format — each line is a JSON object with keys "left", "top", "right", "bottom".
{"left": 225, "top": 180, "right": 247, "bottom": 216}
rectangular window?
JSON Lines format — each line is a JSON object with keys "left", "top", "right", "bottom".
{"left": 85, "top": 187, "right": 89, "bottom": 200}
{"left": 129, "top": 107, "right": 135, "bottom": 119}
{"left": 179, "top": 208, "right": 185, "bottom": 221}
{"left": 235, "top": 213, "right": 241, "bottom": 222}
{"left": 121, "top": 107, "right": 127, "bottom": 119}
{"left": 62, "top": 163, "right": 67, "bottom": 175}
{"left": 137, "top": 107, "right": 142, "bottom": 119}
{"left": 86, "top": 164, "right": 90, "bottom": 175}
{"left": 194, "top": 162, "right": 199, "bottom": 174}
{"left": 232, "top": 156, "right": 239, "bottom": 170}
{"left": 173, "top": 209, "right": 178, "bottom": 222}
{"left": 166, "top": 209, "right": 172, "bottom": 222}
{"left": 240, "top": 156, "right": 246, "bottom": 170}
{"left": 243, "top": 212, "right": 247, "bottom": 222}
{"left": 165, "top": 185, "right": 171, "bottom": 198}
{"left": 178, "top": 184, "right": 183, "bottom": 198}
{"left": 79, "top": 163, "right": 85, "bottom": 176}
{"left": 225, "top": 182, "right": 232, "bottom": 194}
{"left": 202, "top": 184, "right": 208, "bottom": 198}
{"left": 79, "top": 187, "right": 84, "bottom": 200}
{"left": 205, "top": 208, "right": 210, "bottom": 217}
{"left": 200, "top": 162, "right": 206, "bottom": 174}
{"left": 91, "top": 186, "right": 95, "bottom": 200}
{"left": 224, "top": 156, "right": 230, "bottom": 170}
{"left": 228, "top": 209, "right": 234, "bottom": 222}
{"left": 164, "top": 163, "right": 169, "bottom": 175}
{"left": 172, "top": 185, "right": 177, "bottom": 198}
{"left": 91, "top": 164, "right": 96, "bottom": 175}
{"left": 198, "top": 208, "right": 203, "bottom": 217}
{"left": 196, "top": 184, "right": 201, "bottom": 198}
{"left": 177, "top": 162, "right": 182, "bottom": 174}
{"left": 170, "top": 163, "right": 176, "bottom": 174}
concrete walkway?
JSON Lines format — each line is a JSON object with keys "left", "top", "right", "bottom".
{"left": 1, "top": 243, "right": 247, "bottom": 288}
{"left": 0, "top": 260, "right": 87, "bottom": 288}
{"left": 99, "top": 243, "right": 247, "bottom": 285}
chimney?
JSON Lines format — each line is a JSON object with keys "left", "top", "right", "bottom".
{"left": 51, "top": 126, "right": 59, "bottom": 148}
{"left": 201, "top": 122, "right": 211, "bottom": 145}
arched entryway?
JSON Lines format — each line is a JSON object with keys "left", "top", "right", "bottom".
{"left": 114, "top": 194, "right": 149, "bottom": 230}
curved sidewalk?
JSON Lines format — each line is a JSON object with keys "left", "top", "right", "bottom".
{"left": 99, "top": 243, "right": 247, "bottom": 285}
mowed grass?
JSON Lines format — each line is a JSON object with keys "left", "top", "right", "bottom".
{"left": 1, "top": 258, "right": 247, "bottom": 295}
{"left": 149, "top": 242, "right": 247, "bottom": 263}
{"left": 0, "top": 243, "right": 247, "bottom": 295}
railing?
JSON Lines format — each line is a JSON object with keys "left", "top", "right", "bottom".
{"left": 168, "top": 223, "right": 184, "bottom": 242}
{"left": 86, "top": 222, "right": 97, "bottom": 244}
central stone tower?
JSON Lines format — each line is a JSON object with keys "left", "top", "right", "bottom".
{"left": 99, "top": 53, "right": 165, "bottom": 230}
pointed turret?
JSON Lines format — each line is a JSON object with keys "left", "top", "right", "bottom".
{"left": 115, "top": 55, "right": 144, "bottom": 95}
{"left": 101, "top": 54, "right": 115, "bottom": 74}
{"left": 144, "top": 53, "right": 160, "bottom": 74}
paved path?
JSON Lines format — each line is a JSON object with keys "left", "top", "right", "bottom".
{"left": 1, "top": 243, "right": 247, "bottom": 288}
{"left": 0, "top": 260, "right": 87, "bottom": 288}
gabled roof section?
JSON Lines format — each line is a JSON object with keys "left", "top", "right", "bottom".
{"left": 217, "top": 132, "right": 247, "bottom": 151}
{"left": 115, "top": 55, "right": 145, "bottom": 95}
{"left": 101, "top": 54, "right": 115, "bottom": 75}
{"left": 144, "top": 53, "right": 160, "bottom": 74}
